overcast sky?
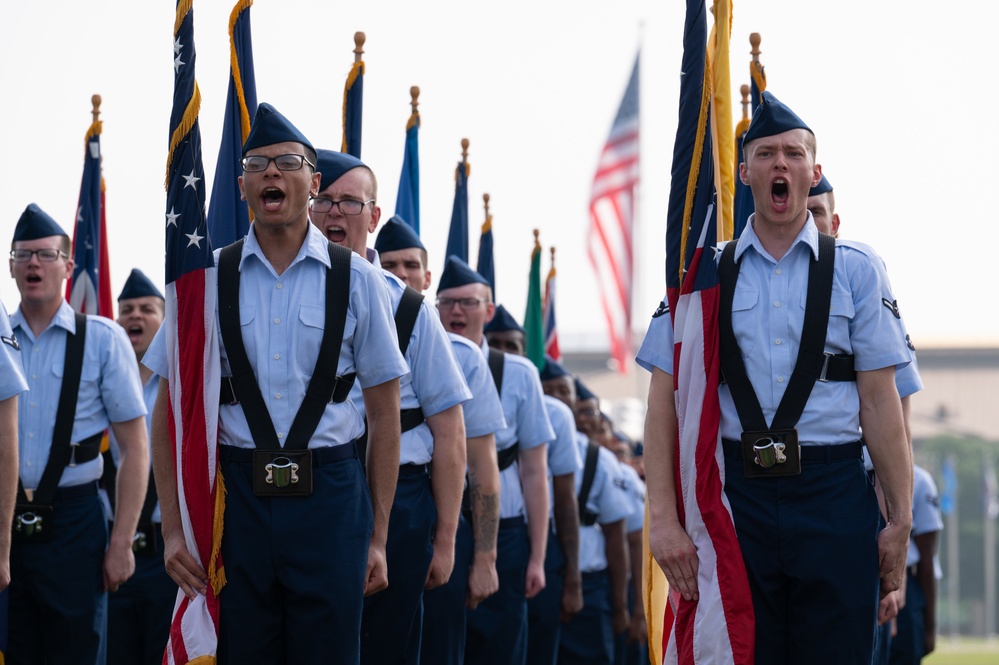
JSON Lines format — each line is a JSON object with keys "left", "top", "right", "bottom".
{"left": 2, "top": 0, "right": 996, "bottom": 359}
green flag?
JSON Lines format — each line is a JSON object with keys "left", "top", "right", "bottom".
{"left": 524, "top": 231, "right": 545, "bottom": 370}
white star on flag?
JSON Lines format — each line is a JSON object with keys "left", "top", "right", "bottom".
{"left": 166, "top": 208, "right": 180, "bottom": 227}
{"left": 186, "top": 230, "right": 204, "bottom": 248}
{"left": 183, "top": 170, "right": 201, "bottom": 190}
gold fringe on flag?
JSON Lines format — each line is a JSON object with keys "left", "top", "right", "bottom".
{"left": 164, "top": 84, "right": 202, "bottom": 189}
{"left": 340, "top": 60, "right": 365, "bottom": 154}
{"left": 227, "top": 0, "right": 254, "bottom": 142}
{"left": 208, "top": 458, "right": 227, "bottom": 595}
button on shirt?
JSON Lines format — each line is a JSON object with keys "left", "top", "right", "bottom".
{"left": 478, "top": 340, "right": 555, "bottom": 519}
{"left": 576, "top": 437, "right": 632, "bottom": 573}
{"left": 349, "top": 269, "right": 471, "bottom": 465}
{"left": 144, "top": 223, "right": 408, "bottom": 449}
{"left": 637, "top": 216, "right": 912, "bottom": 446}
{"left": 13, "top": 302, "right": 147, "bottom": 489}
{"left": 448, "top": 333, "right": 506, "bottom": 439}
{"left": 0, "top": 301, "right": 28, "bottom": 401}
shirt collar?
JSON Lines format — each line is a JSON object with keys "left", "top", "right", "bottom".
{"left": 241, "top": 222, "right": 333, "bottom": 273}
{"left": 734, "top": 211, "right": 820, "bottom": 263}
{"left": 11, "top": 300, "right": 77, "bottom": 340}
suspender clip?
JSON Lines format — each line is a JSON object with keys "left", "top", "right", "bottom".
{"left": 68, "top": 442, "right": 79, "bottom": 467}
{"left": 818, "top": 353, "right": 832, "bottom": 383}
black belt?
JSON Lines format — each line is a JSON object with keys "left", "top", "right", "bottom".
{"left": 723, "top": 439, "right": 862, "bottom": 463}
{"left": 220, "top": 442, "right": 358, "bottom": 465}
{"left": 54, "top": 480, "right": 100, "bottom": 501}
{"left": 499, "top": 516, "right": 525, "bottom": 529}
{"left": 398, "top": 463, "right": 429, "bottom": 478}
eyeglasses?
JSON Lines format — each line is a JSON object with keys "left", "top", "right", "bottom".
{"left": 308, "top": 197, "right": 375, "bottom": 216}
{"left": 436, "top": 297, "right": 488, "bottom": 311}
{"left": 10, "top": 249, "right": 68, "bottom": 263}
{"left": 241, "top": 154, "right": 314, "bottom": 173}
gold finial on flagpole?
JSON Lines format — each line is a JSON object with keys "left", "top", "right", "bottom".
{"left": 91, "top": 95, "right": 102, "bottom": 123}
{"left": 533, "top": 228, "right": 540, "bottom": 247}
{"left": 550, "top": 246, "right": 556, "bottom": 268}
{"left": 353, "top": 32, "right": 365, "bottom": 62}
{"left": 410, "top": 86, "right": 420, "bottom": 114}
{"left": 483, "top": 193, "right": 490, "bottom": 218}
{"left": 740, "top": 84, "right": 750, "bottom": 122}
{"left": 461, "top": 138, "right": 469, "bottom": 164}
{"left": 750, "top": 32, "right": 761, "bottom": 64}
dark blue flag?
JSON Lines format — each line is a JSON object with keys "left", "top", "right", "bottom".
{"left": 443, "top": 141, "right": 470, "bottom": 267}
{"left": 341, "top": 32, "right": 365, "bottom": 158}
{"left": 733, "top": 38, "right": 766, "bottom": 239}
{"left": 476, "top": 194, "right": 494, "bottom": 296}
{"left": 395, "top": 86, "right": 420, "bottom": 235}
{"left": 207, "top": 0, "right": 257, "bottom": 248}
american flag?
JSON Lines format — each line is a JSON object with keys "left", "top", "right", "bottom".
{"left": 341, "top": 32, "right": 365, "bottom": 158}
{"left": 657, "top": 0, "right": 753, "bottom": 662}
{"left": 543, "top": 247, "right": 560, "bottom": 362}
{"left": 162, "top": 0, "right": 222, "bottom": 661}
{"left": 206, "top": 0, "right": 257, "bottom": 248}
{"left": 587, "top": 54, "right": 639, "bottom": 373}
{"left": 67, "top": 104, "right": 114, "bottom": 319}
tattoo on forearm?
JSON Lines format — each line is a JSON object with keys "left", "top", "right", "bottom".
{"left": 471, "top": 485, "right": 498, "bottom": 552}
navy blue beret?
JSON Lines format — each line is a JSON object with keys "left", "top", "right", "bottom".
{"left": 374, "top": 215, "right": 424, "bottom": 253}
{"left": 539, "top": 356, "right": 570, "bottom": 381}
{"left": 437, "top": 256, "right": 490, "bottom": 293}
{"left": 742, "top": 91, "right": 812, "bottom": 147}
{"left": 316, "top": 149, "right": 367, "bottom": 193}
{"left": 118, "top": 268, "right": 164, "bottom": 301}
{"left": 575, "top": 378, "right": 597, "bottom": 402}
{"left": 808, "top": 174, "right": 833, "bottom": 197}
{"left": 484, "top": 304, "right": 524, "bottom": 334}
{"left": 242, "top": 103, "right": 314, "bottom": 157}
{"left": 13, "top": 204, "right": 67, "bottom": 242}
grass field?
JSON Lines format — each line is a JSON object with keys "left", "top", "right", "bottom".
{"left": 923, "top": 637, "right": 999, "bottom": 665}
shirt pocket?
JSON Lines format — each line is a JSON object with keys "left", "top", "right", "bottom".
{"left": 295, "top": 304, "right": 326, "bottom": 375}
{"left": 799, "top": 289, "right": 855, "bottom": 353}
{"left": 731, "top": 287, "right": 759, "bottom": 357}
{"left": 218, "top": 306, "right": 256, "bottom": 376}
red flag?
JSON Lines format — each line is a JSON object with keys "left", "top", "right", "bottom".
{"left": 587, "top": 55, "right": 639, "bottom": 373}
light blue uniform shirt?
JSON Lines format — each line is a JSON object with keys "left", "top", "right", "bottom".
{"left": 909, "top": 465, "right": 943, "bottom": 575}
{"left": 350, "top": 267, "right": 471, "bottom": 465}
{"left": 0, "top": 301, "right": 28, "bottom": 400}
{"left": 637, "top": 216, "right": 912, "bottom": 446}
{"left": 107, "top": 374, "right": 160, "bottom": 522}
{"left": 576, "top": 436, "right": 631, "bottom": 573}
{"left": 144, "top": 223, "right": 407, "bottom": 449}
{"left": 618, "top": 462, "right": 646, "bottom": 534}
{"left": 478, "top": 340, "right": 555, "bottom": 520}
{"left": 448, "top": 333, "right": 506, "bottom": 438}
{"left": 543, "top": 395, "right": 583, "bottom": 516}
{"left": 13, "top": 301, "right": 146, "bottom": 489}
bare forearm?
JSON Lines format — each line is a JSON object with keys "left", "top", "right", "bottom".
{"left": 0, "top": 396, "right": 18, "bottom": 566}
{"left": 150, "top": 379, "right": 182, "bottom": 539}
{"left": 604, "top": 519, "right": 629, "bottom": 613}
{"left": 628, "top": 528, "right": 645, "bottom": 616}
{"left": 109, "top": 416, "right": 150, "bottom": 546}
{"left": 520, "top": 446, "right": 550, "bottom": 566}
{"left": 552, "top": 473, "right": 581, "bottom": 578}
{"left": 859, "top": 369, "right": 912, "bottom": 528}
{"left": 644, "top": 368, "right": 680, "bottom": 531}
{"left": 363, "top": 379, "right": 402, "bottom": 547}
{"left": 427, "top": 405, "right": 466, "bottom": 544}
{"left": 467, "top": 434, "right": 500, "bottom": 556}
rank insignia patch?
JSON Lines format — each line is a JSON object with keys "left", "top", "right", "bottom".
{"left": 652, "top": 301, "right": 669, "bottom": 319}
{"left": 2, "top": 334, "right": 18, "bottom": 351}
{"left": 882, "top": 298, "right": 901, "bottom": 318}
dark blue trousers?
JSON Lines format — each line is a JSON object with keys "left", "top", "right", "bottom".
{"left": 889, "top": 570, "right": 926, "bottom": 664}
{"left": 614, "top": 581, "right": 649, "bottom": 665}
{"left": 108, "top": 523, "right": 176, "bottom": 665}
{"left": 361, "top": 466, "right": 437, "bottom": 665}
{"left": 466, "top": 517, "right": 529, "bottom": 665}
{"left": 216, "top": 449, "right": 373, "bottom": 665}
{"left": 8, "top": 483, "right": 108, "bottom": 665}
{"left": 559, "top": 569, "right": 614, "bottom": 665}
{"left": 421, "top": 513, "right": 474, "bottom": 665}
{"left": 527, "top": 524, "right": 564, "bottom": 665}
{"left": 724, "top": 449, "right": 880, "bottom": 665}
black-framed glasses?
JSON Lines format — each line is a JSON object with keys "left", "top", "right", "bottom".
{"left": 308, "top": 197, "right": 375, "bottom": 216}
{"left": 436, "top": 297, "right": 488, "bottom": 311}
{"left": 10, "top": 249, "right": 68, "bottom": 263}
{"left": 241, "top": 154, "right": 314, "bottom": 172}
